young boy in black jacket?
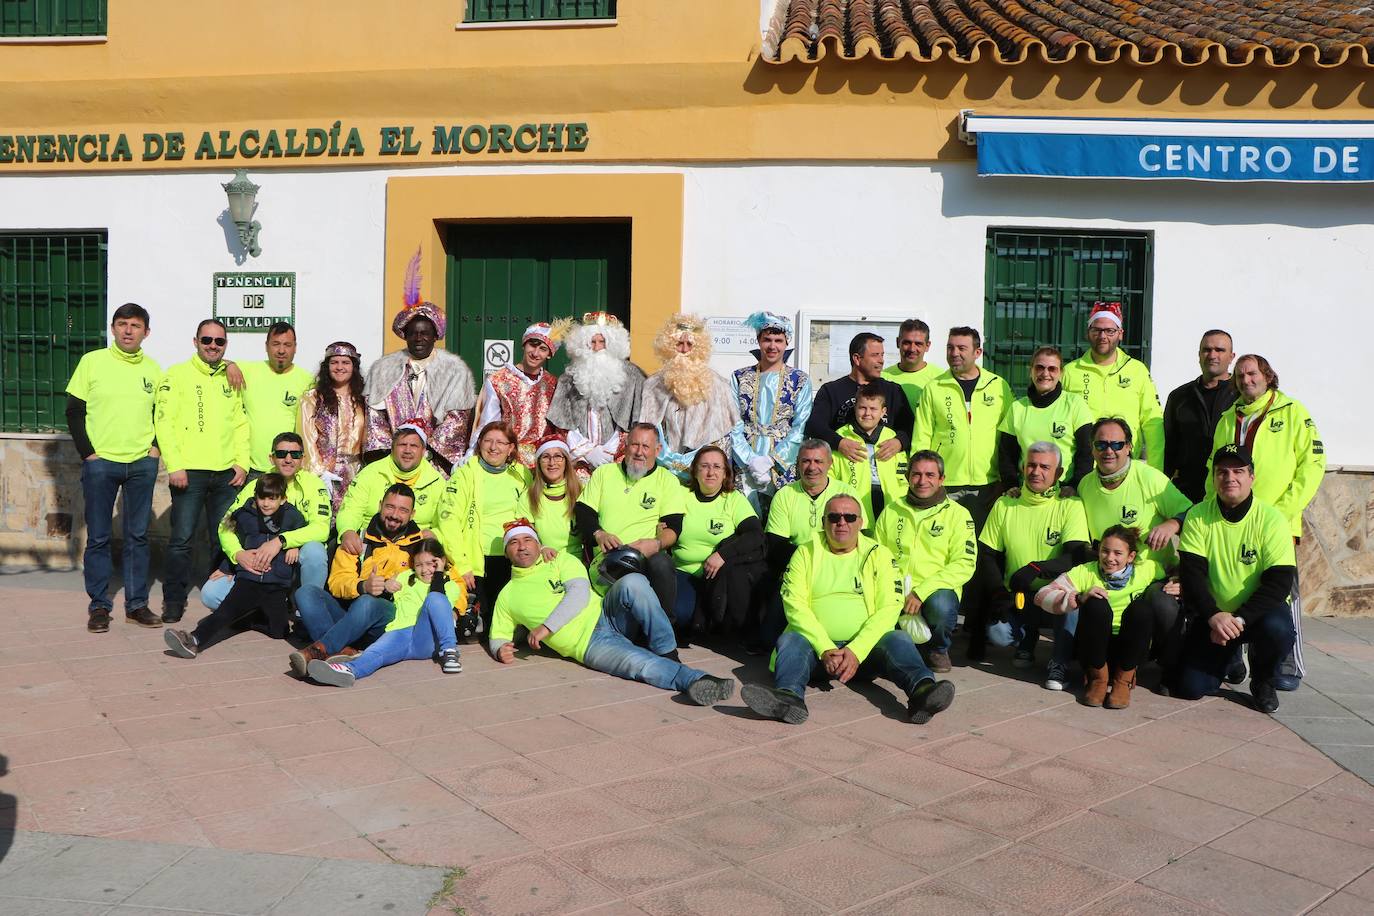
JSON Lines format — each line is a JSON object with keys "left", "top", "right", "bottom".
{"left": 165, "top": 473, "right": 306, "bottom": 658}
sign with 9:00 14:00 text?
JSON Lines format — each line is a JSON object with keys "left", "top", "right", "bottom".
{"left": 212, "top": 272, "right": 296, "bottom": 332}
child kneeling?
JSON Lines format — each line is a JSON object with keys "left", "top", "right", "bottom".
{"left": 307, "top": 538, "right": 466, "bottom": 687}
{"left": 165, "top": 473, "right": 304, "bottom": 659}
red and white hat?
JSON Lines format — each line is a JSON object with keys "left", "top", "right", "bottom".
{"left": 502, "top": 517, "right": 540, "bottom": 547}
{"left": 523, "top": 323, "right": 559, "bottom": 355}
{"left": 1087, "top": 301, "right": 1123, "bottom": 329}
{"left": 396, "top": 417, "right": 431, "bottom": 447}
{"left": 533, "top": 434, "right": 570, "bottom": 460}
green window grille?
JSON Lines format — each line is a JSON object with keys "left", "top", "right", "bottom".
{"left": 0, "top": 0, "right": 107, "bottom": 37}
{"left": 983, "top": 229, "right": 1153, "bottom": 393}
{"left": 464, "top": 0, "right": 615, "bottom": 23}
{"left": 0, "top": 232, "right": 108, "bottom": 432}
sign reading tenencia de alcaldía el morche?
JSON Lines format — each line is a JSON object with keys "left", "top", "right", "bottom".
{"left": 0, "top": 121, "right": 590, "bottom": 164}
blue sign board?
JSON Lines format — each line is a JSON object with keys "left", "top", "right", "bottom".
{"left": 975, "top": 126, "right": 1374, "bottom": 182}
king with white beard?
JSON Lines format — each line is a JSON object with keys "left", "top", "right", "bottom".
{"left": 546, "top": 312, "right": 647, "bottom": 478}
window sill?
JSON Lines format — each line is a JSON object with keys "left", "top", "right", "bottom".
{"left": 0, "top": 35, "right": 107, "bottom": 44}
{"left": 0, "top": 431, "right": 70, "bottom": 440}
{"left": 455, "top": 18, "right": 616, "bottom": 30}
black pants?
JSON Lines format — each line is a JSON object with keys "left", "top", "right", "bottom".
{"left": 948, "top": 484, "right": 999, "bottom": 534}
{"left": 643, "top": 552, "right": 677, "bottom": 625}
{"left": 473, "top": 554, "right": 513, "bottom": 636}
{"left": 1171, "top": 603, "right": 1296, "bottom": 700}
{"left": 684, "top": 559, "right": 768, "bottom": 634}
{"left": 1076, "top": 595, "right": 1154, "bottom": 671}
{"left": 190, "top": 579, "right": 290, "bottom": 651}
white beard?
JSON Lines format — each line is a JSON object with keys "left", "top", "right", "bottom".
{"left": 566, "top": 349, "right": 629, "bottom": 408}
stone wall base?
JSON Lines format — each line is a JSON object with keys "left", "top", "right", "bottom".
{"left": 1300, "top": 467, "right": 1374, "bottom": 617}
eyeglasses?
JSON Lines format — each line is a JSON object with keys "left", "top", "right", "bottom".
{"left": 1087, "top": 327, "right": 1121, "bottom": 337}
{"left": 199, "top": 336, "right": 227, "bottom": 346}
{"left": 825, "top": 512, "right": 859, "bottom": 524}
{"left": 272, "top": 449, "right": 304, "bottom": 459}
{"left": 1094, "top": 440, "right": 1127, "bottom": 452}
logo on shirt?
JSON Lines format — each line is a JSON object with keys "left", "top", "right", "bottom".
{"left": 982, "top": 392, "right": 996, "bottom": 406}
{"left": 282, "top": 392, "right": 299, "bottom": 408}
{"left": 1120, "top": 506, "right": 1138, "bottom": 525}
{"left": 1268, "top": 417, "right": 1284, "bottom": 433}
{"left": 221, "top": 384, "right": 234, "bottom": 397}
{"left": 929, "top": 521, "right": 944, "bottom": 537}
{"left": 1117, "top": 375, "right": 1132, "bottom": 389}
{"left": 1044, "top": 528, "right": 1062, "bottom": 546}
{"left": 1313, "top": 440, "right": 1325, "bottom": 455}
{"left": 640, "top": 494, "right": 657, "bottom": 509}
{"left": 708, "top": 520, "right": 724, "bottom": 535}
{"left": 1305, "top": 418, "right": 1315, "bottom": 428}
{"left": 1051, "top": 422, "right": 1066, "bottom": 438}
{"left": 1239, "top": 543, "right": 1258, "bottom": 565}
{"left": 548, "top": 578, "right": 566, "bottom": 593}
{"left": 142, "top": 378, "right": 154, "bottom": 394}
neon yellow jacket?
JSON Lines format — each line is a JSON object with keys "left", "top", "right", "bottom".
{"left": 828, "top": 424, "right": 908, "bottom": 531}
{"left": 874, "top": 495, "right": 977, "bottom": 600}
{"left": 1064, "top": 350, "right": 1165, "bottom": 470}
{"left": 435, "top": 459, "right": 531, "bottom": 578}
{"left": 217, "top": 469, "right": 332, "bottom": 558}
{"left": 780, "top": 534, "right": 903, "bottom": 664}
{"left": 154, "top": 356, "right": 250, "bottom": 474}
{"left": 911, "top": 369, "right": 1011, "bottom": 486}
{"left": 1207, "top": 389, "right": 1325, "bottom": 537}
{"left": 336, "top": 454, "right": 446, "bottom": 534}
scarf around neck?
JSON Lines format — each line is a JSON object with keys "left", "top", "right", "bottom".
{"left": 906, "top": 487, "right": 947, "bottom": 510}
{"left": 1102, "top": 562, "right": 1134, "bottom": 590}
{"left": 1097, "top": 457, "right": 1131, "bottom": 486}
{"left": 1026, "top": 382, "right": 1062, "bottom": 409}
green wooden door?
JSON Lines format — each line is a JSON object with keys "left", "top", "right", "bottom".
{"left": 984, "top": 229, "right": 1152, "bottom": 393}
{"left": 445, "top": 222, "right": 631, "bottom": 378}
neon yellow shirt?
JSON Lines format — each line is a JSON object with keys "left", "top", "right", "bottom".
{"left": 154, "top": 355, "right": 250, "bottom": 474}
{"left": 1000, "top": 392, "right": 1094, "bottom": 480}
{"left": 881, "top": 362, "right": 940, "bottom": 415}
{"left": 1207, "top": 390, "right": 1325, "bottom": 537}
{"left": 530, "top": 487, "right": 578, "bottom": 556}
{"left": 1064, "top": 350, "right": 1165, "bottom": 470}
{"left": 66, "top": 345, "right": 161, "bottom": 463}
{"left": 874, "top": 496, "right": 976, "bottom": 600}
{"left": 765, "top": 478, "right": 858, "bottom": 546}
{"left": 386, "top": 576, "right": 467, "bottom": 633}
{"left": 491, "top": 552, "right": 600, "bottom": 663}
{"left": 239, "top": 361, "right": 314, "bottom": 472}
{"left": 578, "top": 462, "right": 686, "bottom": 579}
{"left": 911, "top": 369, "right": 1012, "bottom": 486}
{"left": 828, "top": 424, "right": 908, "bottom": 531}
{"left": 1179, "top": 497, "right": 1296, "bottom": 612}
{"left": 781, "top": 534, "right": 903, "bottom": 663}
{"left": 1078, "top": 462, "right": 1192, "bottom": 566}
{"left": 336, "top": 454, "right": 446, "bottom": 534}
{"left": 980, "top": 489, "right": 1089, "bottom": 587}
{"left": 436, "top": 459, "right": 531, "bottom": 576}
{"left": 1065, "top": 559, "right": 1163, "bottom": 632}
{"left": 675, "top": 490, "right": 757, "bottom": 576}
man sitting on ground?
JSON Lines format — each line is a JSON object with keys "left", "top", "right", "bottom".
{"left": 741, "top": 493, "right": 956, "bottom": 725}
{"left": 492, "top": 520, "right": 734, "bottom": 705}
{"left": 288, "top": 484, "right": 422, "bottom": 674}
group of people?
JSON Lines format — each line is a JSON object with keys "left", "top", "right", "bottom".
{"left": 68, "top": 273, "right": 1324, "bottom": 722}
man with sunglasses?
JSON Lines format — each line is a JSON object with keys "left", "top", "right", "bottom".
{"left": 155, "top": 319, "right": 250, "bottom": 623}
{"left": 1078, "top": 418, "right": 1191, "bottom": 568}
{"left": 234, "top": 322, "right": 313, "bottom": 480}
{"left": 1065, "top": 301, "right": 1166, "bottom": 470}
{"left": 742, "top": 493, "right": 956, "bottom": 725}
{"left": 197, "top": 432, "right": 332, "bottom": 612}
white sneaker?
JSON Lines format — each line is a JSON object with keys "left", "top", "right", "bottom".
{"left": 1044, "top": 662, "right": 1067, "bottom": 692}
{"left": 440, "top": 647, "right": 462, "bottom": 674}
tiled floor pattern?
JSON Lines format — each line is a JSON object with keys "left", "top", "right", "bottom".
{"left": 0, "top": 578, "right": 1372, "bottom": 915}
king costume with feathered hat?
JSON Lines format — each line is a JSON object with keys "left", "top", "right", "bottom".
{"left": 363, "top": 247, "right": 476, "bottom": 469}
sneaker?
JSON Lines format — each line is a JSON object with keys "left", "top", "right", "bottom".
{"left": 1044, "top": 662, "right": 1068, "bottom": 691}
{"left": 160, "top": 605, "right": 185, "bottom": 624}
{"left": 288, "top": 642, "right": 328, "bottom": 677}
{"left": 125, "top": 607, "right": 162, "bottom": 628}
{"left": 163, "top": 628, "right": 197, "bottom": 659}
{"left": 684, "top": 675, "right": 734, "bottom": 707}
{"left": 1250, "top": 679, "right": 1280, "bottom": 714}
{"left": 1272, "top": 674, "right": 1301, "bottom": 692}
{"left": 456, "top": 610, "right": 481, "bottom": 640}
{"left": 1013, "top": 648, "right": 1034, "bottom": 669}
{"left": 88, "top": 611, "right": 112, "bottom": 633}
{"left": 928, "top": 651, "right": 952, "bottom": 674}
{"left": 307, "top": 658, "right": 356, "bottom": 688}
{"left": 740, "top": 683, "right": 809, "bottom": 724}
{"left": 1225, "top": 656, "right": 1248, "bottom": 685}
{"left": 908, "top": 680, "right": 956, "bottom": 725}
{"left": 440, "top": 647, "right": 462, "bottom": 674}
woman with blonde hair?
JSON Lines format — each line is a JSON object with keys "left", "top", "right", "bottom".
{"left": 528, "top": 434, "right": 582, "bottom": 558}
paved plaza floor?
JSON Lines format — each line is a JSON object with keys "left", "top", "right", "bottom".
{"left": 1, "top": 571, "right": 1372, "bottom": 915}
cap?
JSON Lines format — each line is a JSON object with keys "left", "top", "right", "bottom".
{"left": 1088, "top": 300, "right": 1123, "bottom": 329}
{"left": 1212, "top": 443, "right": 1254, "bottom": 469}
{"left": 396, "top": 418, "right": 431, "bottom": 447}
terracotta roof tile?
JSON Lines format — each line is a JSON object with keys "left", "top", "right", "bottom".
{"left": 763, "top": 0, "right": 1374, "bottom": 66}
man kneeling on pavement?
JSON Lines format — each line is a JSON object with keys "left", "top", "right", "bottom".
{"left": 491, "top": 519, "right": 735, "bottom": 706}
{"left": 741, "top": 493, "right": 956, "bottom": 725}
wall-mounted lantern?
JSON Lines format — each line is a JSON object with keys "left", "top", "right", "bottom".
{"left": 222, "top": 169, "right": 262, "bottom": 258}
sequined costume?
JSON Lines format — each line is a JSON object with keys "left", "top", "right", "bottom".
{"left": 730, "top": 365, "right": 813, "bottom": 498}
{"left": 472, "top": 364, "right": 558, "bottom": 467}
{"left": 639, "top": 313, "right": 740, "bottom": 480}
{"left": 300, "top": 387, "right": 366, "bottom": 513}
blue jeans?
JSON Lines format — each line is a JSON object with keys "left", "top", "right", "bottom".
{"left": 201, "top": 541, "right": 327, "bottom": 610}
{"left": 582, "top": 573, "right": 708, "bottom": 692}
{"left": 80, "top": 456, "right": 158, "bottom": 613}
{"left": 164, "top": 469, "right": 239, "bottom": 610}
{"left": 1007, "top": 605, "right": 1077, "bottom": 664}
{"left": 672, "top": 570, "right": 699, "bottom": 629}
{"left": 348, "top": 593, "right": 457, "bottom": 680}
{"left": 1171, "top": 605, "right": 1297, "bottom": 700}
{"left": 294, "top": 586, "right": 395, "bottom": 654}
{"left": 921, "top": 588, "right": 960, "bottom": 654}
{"left": 773, "top": 629, "right": 934, "bottom": 701}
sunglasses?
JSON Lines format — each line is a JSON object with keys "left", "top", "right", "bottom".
{"left": 199, "top": 336, "right": 227, "bottom": 346}
{"left": 825, "top": 512, "right": 860, "bottom": 524}
{"left": 1094, "top": 440, "right": 1127, "bottom": 452}
{"left": 272, "top": 449, "right": 304, "bottom": 459}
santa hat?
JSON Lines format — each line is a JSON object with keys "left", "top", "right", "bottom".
{"left": 502, "top": 517, "right": 540, "bottom": 547}
{"left": 533, "top": 434, "right": 571, "bottom": 460}
{"left": 396, "top": 417, "right": 431, "bottom": 447}
{"left": 1087, "top": 301, "right": 1123, "bottom": 329}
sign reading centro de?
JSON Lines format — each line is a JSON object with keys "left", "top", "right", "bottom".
{"left": 0, "top": 121, "right": 589, "bottom": 165}
{"left": 964, "top": 114, "right": 1374, "bottom": 182}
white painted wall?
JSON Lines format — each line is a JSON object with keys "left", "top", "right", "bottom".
{"left": 3, "top": 161, "right": 1370, "bottom": 464}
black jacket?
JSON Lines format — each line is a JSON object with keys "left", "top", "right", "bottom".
{"left": 805, "top": 376, "right": 914, "bottom": 451}
{"left": 1163, "top": 376, "right": 1238, "bottom": 503}
{"left": 225, "top": 502, "right": 307, "bottom": 587}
